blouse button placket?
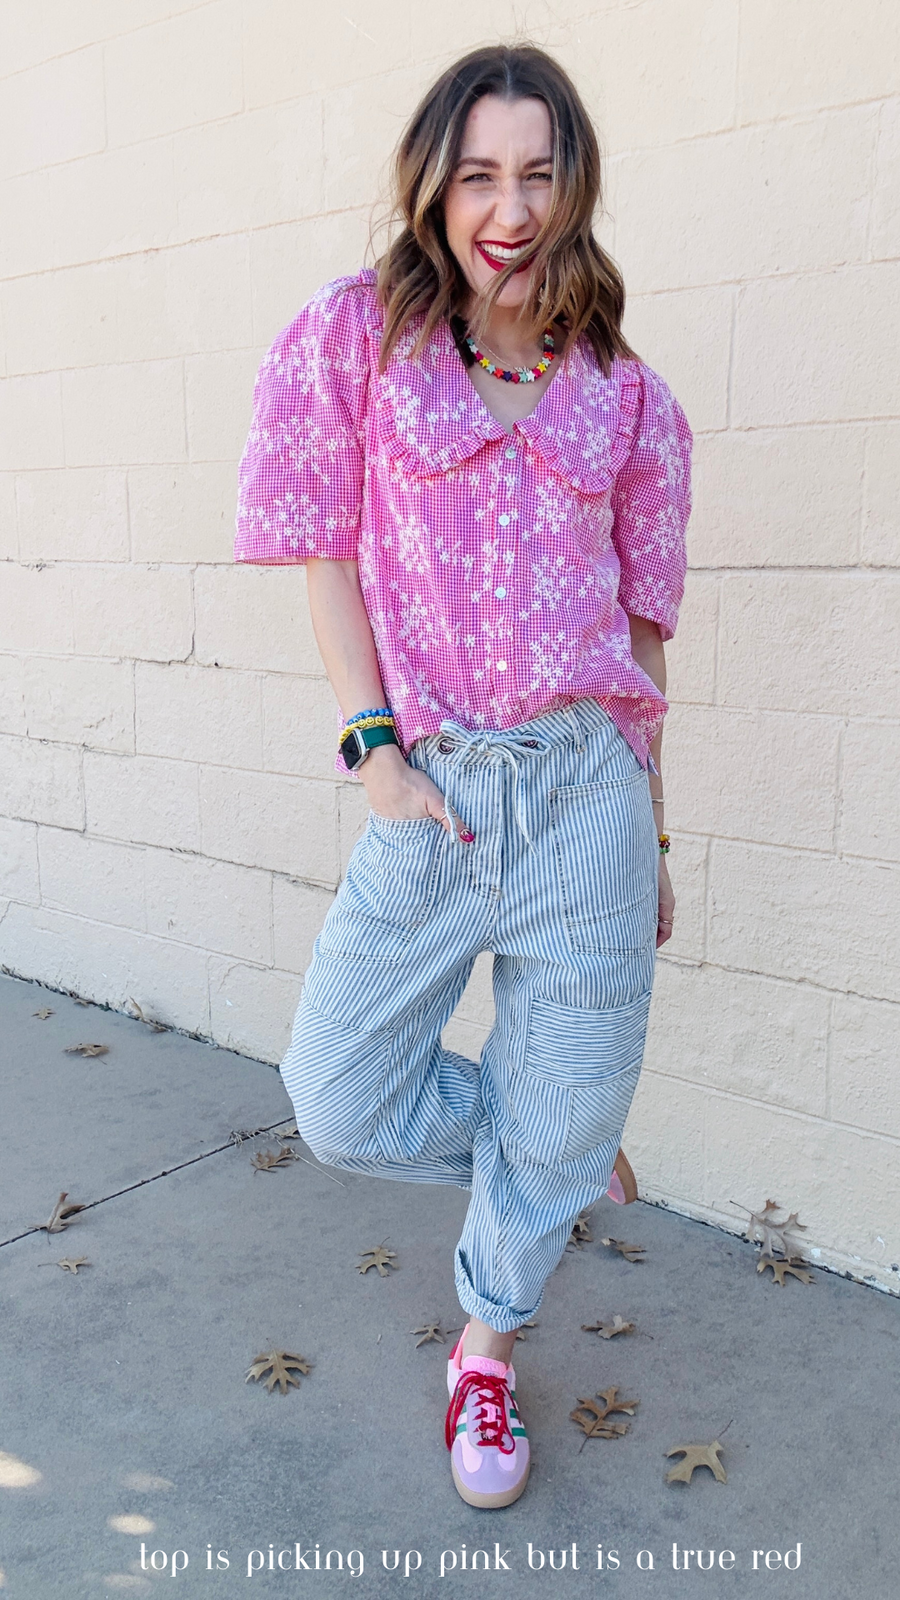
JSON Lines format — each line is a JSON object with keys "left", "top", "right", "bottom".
{"left": 492, "top": 436, "right": 517, "bottom": 682}
{"left": 497, "top": 433, "right": 518, "bottom": 599}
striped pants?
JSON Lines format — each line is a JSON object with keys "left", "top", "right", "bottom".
{"left": 281, "top": 698, "right": 658, "bottom": 1333}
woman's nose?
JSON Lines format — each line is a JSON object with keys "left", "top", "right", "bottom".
{"left": 491, "top": 180, "right": 532, "bottom": 231}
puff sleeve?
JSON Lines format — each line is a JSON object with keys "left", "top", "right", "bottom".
{"left": 610, "top": 362, "right": 692, "bottom": 641}
{"left": 234, "top": 277, "right": 371, "bottom": 565}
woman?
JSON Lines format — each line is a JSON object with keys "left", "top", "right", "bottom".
{"left": 235, "top": 44, "right": 691, "bottom": 1509}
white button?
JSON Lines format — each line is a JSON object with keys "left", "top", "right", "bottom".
{"left": 494, "top": 585, "right": 507, "bottom": 599}
{"left": 505, "top": 446, "right": 516, "bottom": 459}
{"left": 496, "top": 659, "right": 508, "bottom": 672}
{"left": 498, "top": 513, "right": 510, "bottom": 526}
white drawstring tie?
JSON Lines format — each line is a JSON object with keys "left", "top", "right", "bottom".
{"left": 437, "top": 707, "right": 585, "bottom": 852}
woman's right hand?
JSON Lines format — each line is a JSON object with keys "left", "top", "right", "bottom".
{"left": 359, "top": 745, "right": 471, "bottom": 838}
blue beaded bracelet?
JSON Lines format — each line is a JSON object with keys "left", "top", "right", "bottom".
{"left": 344, "top": 706, "right": 393, "bottom": 730}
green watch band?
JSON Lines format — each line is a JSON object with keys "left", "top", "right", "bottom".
{"left": 340, "top": 723, "right": 400, "bottom": 770}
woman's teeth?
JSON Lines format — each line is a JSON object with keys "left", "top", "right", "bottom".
{"left": 479, "top": 242, "right": 531, "bottom": 261}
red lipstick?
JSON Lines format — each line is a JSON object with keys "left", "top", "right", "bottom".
{"left": 475, "top": 238, "right": 536, "bottom": 274}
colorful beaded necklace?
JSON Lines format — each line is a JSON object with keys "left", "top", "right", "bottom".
{"left": 464, "top": 327, "right": 556, "bottom": 384}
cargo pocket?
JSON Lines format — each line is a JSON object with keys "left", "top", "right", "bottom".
{"left": 507, "top": 991, "right": 651, "bottom": 1166}
{"left": 317, "top": 812, "right": 443, "bottom": 966}
{"left": 550, "top": 773, "right": 657, "bottom": 955}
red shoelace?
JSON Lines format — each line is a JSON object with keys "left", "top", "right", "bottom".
{"left": 445, "top": 1371, "right": 515, "bottom": 1454}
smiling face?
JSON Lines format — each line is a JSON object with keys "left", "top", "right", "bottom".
{"left": 443, "top": 94, "right": 555, "bottom": 312}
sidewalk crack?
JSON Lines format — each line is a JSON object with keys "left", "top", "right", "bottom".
{"left": 0, "top": 1118, "right": 336, "bottom": 1250}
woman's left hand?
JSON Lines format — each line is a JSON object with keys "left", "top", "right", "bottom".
{"left": 656, "top": 855, "right": 675, "bottom": 948}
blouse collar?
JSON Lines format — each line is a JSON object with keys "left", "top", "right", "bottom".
{"left": 371, "top": 285, "right": 642, "bottom": 493}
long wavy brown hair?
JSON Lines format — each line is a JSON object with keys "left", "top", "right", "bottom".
{"left": 376, "top": 44, "right": 634, "bottom": 373}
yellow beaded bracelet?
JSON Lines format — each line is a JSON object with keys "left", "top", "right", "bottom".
{"left": 339, "top": 714, "right": 396, "bottom": 745}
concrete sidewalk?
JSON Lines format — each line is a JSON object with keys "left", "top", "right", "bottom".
{"left": 1, "top": 969, "right": 898, "bottom": 1600}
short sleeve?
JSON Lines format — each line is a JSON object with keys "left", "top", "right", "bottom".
{"left": 234, "top": 276, "right": 371, "bottom": 565}
{"left": 610, "top": 362, "right": 692, "bottom": 641}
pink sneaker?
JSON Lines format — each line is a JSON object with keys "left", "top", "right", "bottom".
{"left": 445, "top": 1326, "right": 530, "bottom": 1508}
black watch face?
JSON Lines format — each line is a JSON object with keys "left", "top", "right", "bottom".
{"left": 342, "top": 729, "right": 365, "bottom": 768}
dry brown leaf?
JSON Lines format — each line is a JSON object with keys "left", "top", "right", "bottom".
{"left": 357, "top": 1245, "right": 398, "bottom": 1277}
{"left": 571, "top": 1387, "right": 639, "bottom": 1447}
{"left": 229, "top": 1125, "right": 268, "bottom": 1146}
{"left": 250, "top": 1147, "right": 299, "bottom": 1172}
{"left": 744, "top": 1198, "right": 808, "bottom": 1260}
{"left": 757, "top": 1255, "right": 813, "bottom": 1286}
{"left": 229, "top": 1126, "right": 345, "bottom": 1186}
{"left": 64, "top": 1042, "right": 109, "bottom": 1058}
{"left": 34, "top": 1192, "right": 86, "bottom": 1234}
{"left": 245, "top": 1350, "right": 312, "bottom": 1394}
{"left": 515, "top": 1319, "right": 538, "bottom": 1341}
{"left": 566, "top": 1210, "right": 593, "bottom": 1250}
{"left": 582, "top": 1314, "right": 635, "bottom": 1340}
{"left": 33, "top": 1007, "right": 54, "bottom": 1019}
{"left": 38, "top": 1256, "right": 89, "bottom": 1274}
{"left": 411, "top": 1322, "right": 448, "bottom": 1347}
{"left": 600, "top": 1237, "right": 646, "bottom": 1263}
{"left": 128, "top": 997, "right": 166, "bottom": 1032}
{"left": 666, "top": 1440, "right": 727, "bottom": 1484}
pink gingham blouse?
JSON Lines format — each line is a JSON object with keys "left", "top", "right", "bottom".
{"left": 235, "top": 270, "right": 692, "bottom": 771}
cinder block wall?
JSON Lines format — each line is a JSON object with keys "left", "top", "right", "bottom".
{"left": 1, "top": 2, "right": 898, "bottom": 1288}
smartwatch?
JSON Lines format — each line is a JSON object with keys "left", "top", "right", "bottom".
{"left": 340, "top": 723, "right": 400, "bottom": 771}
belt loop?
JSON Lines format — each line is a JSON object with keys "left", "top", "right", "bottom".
{"left": 566, "top": 702, "right": 586, "bottom": 754}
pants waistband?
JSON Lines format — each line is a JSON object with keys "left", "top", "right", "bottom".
{"left": 412, "top": 699, "right": 617, "bottom": 850}
{"left": 415, "top": 698, "right": 614, "bottom": 764}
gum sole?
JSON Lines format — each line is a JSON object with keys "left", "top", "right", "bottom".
{"left": 451, "top": 1454, "right": 530, "bottom": 1509}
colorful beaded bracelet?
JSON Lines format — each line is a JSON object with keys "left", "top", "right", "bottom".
{"left": 344, "top": 706, "right": 393, "bottom": 729}
{"left": 658, "top": 833, "right": 671, "bottom": 854}
{"left": 339, "top": 714, "right": 396, "bottom": 745}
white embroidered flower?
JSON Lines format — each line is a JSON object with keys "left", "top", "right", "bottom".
{"left": 529, "top": 552, "right": 570, "bottom": 611}
{"left": 393, "top": 515, "right": 432, "bottom": 574}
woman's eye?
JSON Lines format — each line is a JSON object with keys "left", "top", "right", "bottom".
{"left": 458, "top": 169, "right": 551, "bottom": 185}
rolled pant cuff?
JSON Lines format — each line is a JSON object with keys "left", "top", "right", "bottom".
{"left": 454, "top": 1264, "right": 541, "bottom": 1334}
